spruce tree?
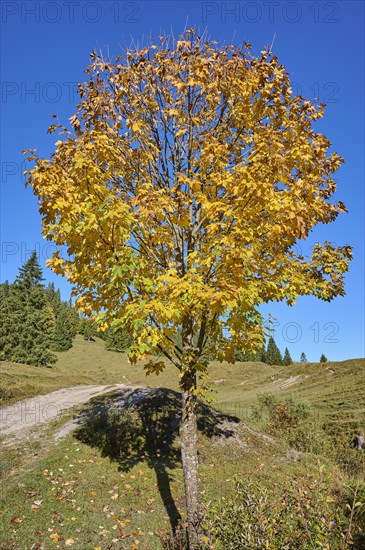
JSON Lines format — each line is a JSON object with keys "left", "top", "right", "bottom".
{"left": 105, "top": 329, "right": 132, "bottom": 352}
{"left": 234, "top": 348, "right": 264, "bottom": 362}
{"left": 320, "top": 353, "right": 328, "bottom": 363}
{"left": 0, "top": 253, "right": 56, "bottom": 366}
{"left": 52, "top": 304, "right": 74, "bottom": 351}
{"left": 78, "top": 316, "right": 98, "bottom": 341}
{"left": 0, "top": 281, "right": 10, "bottom": 301}
{"left": 67, "top": 300, "right": 80, "bottom": 337}
{"left": 283, "top": 347, "right": 293, "bottom": 365}
{"left": 15, "top": 251, "right": 44, "bottom": 291}
{"left": 265, "top": 336, "right": 283, "bottom": 365}
{"left": 300, "top": 352, "right": 308, "bottom": 363}
{"left": 46, "top": 282, "right": 62, "bottom": 314}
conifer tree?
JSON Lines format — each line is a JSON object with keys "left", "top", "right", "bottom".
{"left": 78, "top": 316, "right": 98, "bottom": 341}
{"left": 105, "top": 329, "right": 132, "bottom": 352}
{"left": 15, "top": 251, "right": 44, "bottom": 291}
{"left": 265, "top": 336, "right": 283, "bottom": 365}
{"left": 46, "top": 282, "right": 62, "bottom": 313}
{"left": 0, "top": 281, "right": 10, "bottom": 301}
{"left": 0, "top": 253, "right": 56, "bottom": 366}
{"left": 283, "top": 347, "right": 293, "bottom": 365}
{"left": 52, "top": 304, "right": 74, "bottom": 351}
{"left": 234, "top": 348, "right": 264, "bottom": 362}
{"left": 68, "top": 304, "right": 80, "bottom": 337}
{"left": 320, "top": 353, "right": 328, "bottom": 363}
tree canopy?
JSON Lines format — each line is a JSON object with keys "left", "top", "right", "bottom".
{"left": 25, "top": 30, "right": 351, "bottom": 376}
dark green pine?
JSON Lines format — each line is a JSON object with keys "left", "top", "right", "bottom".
{"left": 0, "top": 252, "right": 56, "bottom": 366}
{"left": 283, "top": 347, "right": 293, "bottom": 365}
{"left": 105, "top": 328, "right": 132, "bottom": 352}
{"left": 52, "top": 304, "right": 74, "bottom": 351}
{"left": 265, "top": 336, "right": 283, "bottom": 365}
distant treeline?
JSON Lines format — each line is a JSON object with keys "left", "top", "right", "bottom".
{"left": 234, "top": 337, "right": 328, "bottom": 365}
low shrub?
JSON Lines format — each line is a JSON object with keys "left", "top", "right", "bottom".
{"left": 252, "top": 393, "right": 311, "bottom": 437}
{"left": 200, "top": 473, "right": 362, "bottom": 549}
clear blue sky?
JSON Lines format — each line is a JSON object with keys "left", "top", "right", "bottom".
{"left": 1, "top": 1, "right": 364, "bottom": 362}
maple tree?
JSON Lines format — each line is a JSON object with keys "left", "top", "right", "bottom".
{"left": 25, "top": 30, "right": 352, "bottom": 547}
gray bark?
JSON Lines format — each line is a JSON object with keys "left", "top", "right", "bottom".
{"left": 180, "top": 372, "right": 201, "bottom": 549}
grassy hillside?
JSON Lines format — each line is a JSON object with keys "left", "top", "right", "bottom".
{"left": 0, "top": 337, "right": 364, "bottom": 548}
{"left": 1, "top": 335, "right": 364, "bottom": 434}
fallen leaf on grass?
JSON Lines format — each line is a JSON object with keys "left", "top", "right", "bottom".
{"left": 50, "top": 533, "right": 61, "bottom": 541}
{"left": 65, "top": 538, "right": 75, "bottom": 546}
{"left": 155, "top": 529, "right": 167, "bottom": 537}
{"left": 10, "top": 517, "right": 22, "bottom": 524}
{"left": 31, "top": 499, "right": 43, "bottom": 511}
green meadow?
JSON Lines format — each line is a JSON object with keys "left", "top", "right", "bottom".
{"left": 1, "top": 336, "right": 364, "bottom": 548}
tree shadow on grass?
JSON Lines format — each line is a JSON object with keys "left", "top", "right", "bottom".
{"left": 75, "top": 387, "right": 240, "bottom": 534}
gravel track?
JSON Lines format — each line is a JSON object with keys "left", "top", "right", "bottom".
{"left": 0, "top": 384, "right": 129, "bottom": 439}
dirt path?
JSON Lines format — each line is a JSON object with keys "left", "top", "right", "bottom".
{"left": 0, "top": 384, "right": 129, "bottom": 439}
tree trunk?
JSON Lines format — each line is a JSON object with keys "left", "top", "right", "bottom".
{"left": 180, "top": 371, "right": 201, "bottom": 549}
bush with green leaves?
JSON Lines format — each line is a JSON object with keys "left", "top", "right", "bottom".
{"left": 200, "top": 473, "right": 361, "bottom": 549}
{"left": 251, "top": 394, "right": 365, "bottom": 481}
{"left": 252, "top": 393, "right": 311, "bottom": 436}
{"left": 250, "top": 393, "right": 336, "bottom": 457}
